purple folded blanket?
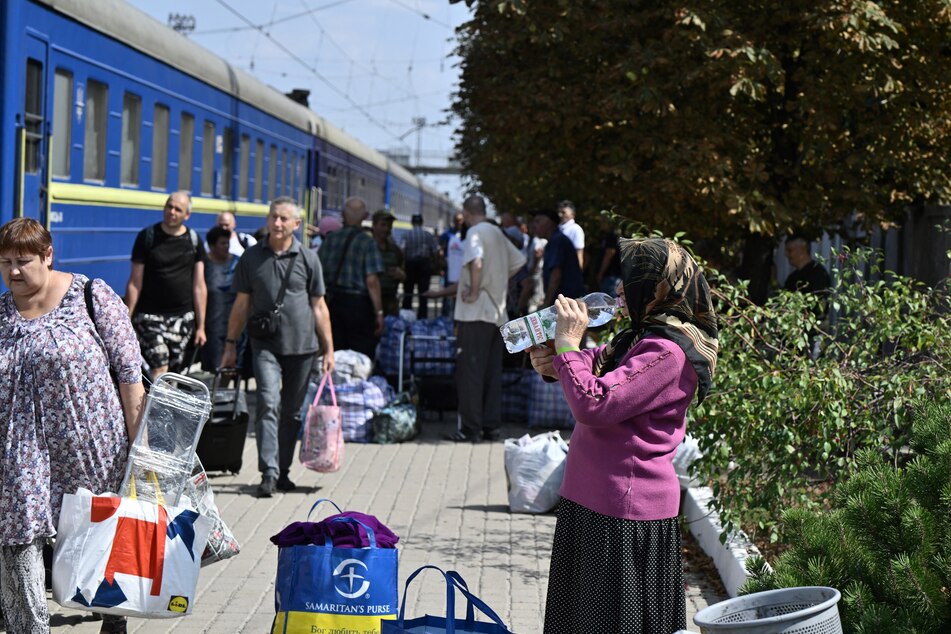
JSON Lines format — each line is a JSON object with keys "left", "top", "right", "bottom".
{"left": 270, "top": 511, "right": 399, "bottom": 549}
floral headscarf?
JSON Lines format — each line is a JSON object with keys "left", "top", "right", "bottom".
{"left": 593, "top": 238, "right": 719, "bottom": 403}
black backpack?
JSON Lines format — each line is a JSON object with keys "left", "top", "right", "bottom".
{"left": 143, "top": 223, "right": 200, "bottom": 254}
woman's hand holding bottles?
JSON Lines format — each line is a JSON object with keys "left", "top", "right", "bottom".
{"left": 529, "top": 342, "right": 558, "bottom": 380}
{"left": 553, "top": 294, "right": 589, "bottom": 352}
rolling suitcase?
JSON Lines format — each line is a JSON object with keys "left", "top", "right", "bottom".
{"left": 196, "top": 369, "right": 249, "bottom": 474}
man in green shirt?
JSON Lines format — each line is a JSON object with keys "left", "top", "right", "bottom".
{"left": 318, "top": 197, "right": 386, "bottom": 359}
{"left": 372, "top": 209, "right": 405, "bottom": 316}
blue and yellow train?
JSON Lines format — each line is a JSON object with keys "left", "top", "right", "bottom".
{"left": 0, "top": 0, "right": 456, "bottom": 291}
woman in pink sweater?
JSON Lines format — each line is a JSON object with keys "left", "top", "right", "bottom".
{"left": 530, "top": 238, "right": 718, "bottom": 634}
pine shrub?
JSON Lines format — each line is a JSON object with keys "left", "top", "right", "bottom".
{"left": 742, "top": 399, "right": 951, "bottom": 633}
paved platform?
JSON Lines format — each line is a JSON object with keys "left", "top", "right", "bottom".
{"left": 47, "top": 410, "right": 725, "bottom": 633}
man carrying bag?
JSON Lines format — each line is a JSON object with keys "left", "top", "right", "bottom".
{"left": 220, "top": 198, "right": 335, "bottom": 497}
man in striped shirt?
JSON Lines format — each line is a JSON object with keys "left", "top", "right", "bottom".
{"left": 400, "top": 213, "right": 440, "bottom": 319}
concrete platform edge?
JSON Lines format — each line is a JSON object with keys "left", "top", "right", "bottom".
{"left": 682, "top": 485, "right": 763, "bottom": 599}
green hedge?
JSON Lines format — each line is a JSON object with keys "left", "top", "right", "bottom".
{"left": 691, "top": 247, "right": 951, "bottom": 544}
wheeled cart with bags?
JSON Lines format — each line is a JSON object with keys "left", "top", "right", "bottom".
{"left": 397, "top": 327, "right": 456, "bottom": 419}
{"left": 195, "top": 369, "right": 249, "bottom": 474}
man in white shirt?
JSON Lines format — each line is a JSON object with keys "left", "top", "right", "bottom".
{"left": 450, "top": 195, "right": 526, "bottom": 443}
{"left": 215, "top": 212, "right": 257, "bottom": 257}
{"left": 557, "top": 200, "right": 585, "bottom": 269}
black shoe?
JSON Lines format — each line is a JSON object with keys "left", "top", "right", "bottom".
{"left": 445, "top": 429, "right": 481, "bottom": 443}
{"left": 99, "top": 615, "right": 127, "bottom": 634}
{"left": 482, "top": 429, "right": 502, "bottom": 442}
{"left": 276, "top": 474, "right": 297, "bottom": 492}
{"left": 258, "top": 476, "right": 277, "bottom": 498}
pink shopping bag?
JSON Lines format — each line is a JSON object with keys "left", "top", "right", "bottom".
{"left": 300, "top": 374, "right": 344, "bottom": 472}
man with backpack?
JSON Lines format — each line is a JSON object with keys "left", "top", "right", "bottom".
{"left": 125, "top": 190, "right": 208, "bottom": 378}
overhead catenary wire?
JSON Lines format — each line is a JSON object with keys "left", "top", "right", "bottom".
{"left": 194, "top": 0, "right": 356, "bottom": 35}
{"left": 213, "top": 0, "right": 407, "bottom": 144}
{"left": 387, "top": 0, "right": 452, "bottom": 28}
{"left": 295, "top": 0, "right": 415, "bottom": 100}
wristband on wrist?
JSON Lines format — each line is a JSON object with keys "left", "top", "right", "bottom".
{"left": 555, "top": 345, "right": 580, "bottom": 355}
{"left": 225, "top": 338, "right": 237, "bottom": 344}
{"left": 375, "top": 309, "right": 384, "bottom": 316}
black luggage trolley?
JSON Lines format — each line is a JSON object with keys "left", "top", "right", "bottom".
{"left": 195, "top": 369, "right": 249, "bottom": 474}
{"left": 397, "top": 330, "right": 457, "bottom": 420}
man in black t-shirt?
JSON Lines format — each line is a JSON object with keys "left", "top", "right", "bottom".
{"left": 531, "top": 208, "right": 585, "bottom": 307}
{"left": 125, "top": 191, "right": 208, "bottom": 377}
{"left": 783, "top": 235, "right": 831, "bottom": 296}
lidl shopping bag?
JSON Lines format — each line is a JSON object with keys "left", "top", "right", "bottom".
{"left": 272, "top": 516, "right": 398, "bottom": 633}
{"left": 52, "top": 487, "right": 212, "bottom": 618}
{"left": 382, "top": 566, "right": 513, "bottom": 634}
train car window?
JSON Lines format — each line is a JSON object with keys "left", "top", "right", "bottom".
{"left": 239, "top": 134, "right": 250, "bottom": 200}
{"left": 52, "top": 70, "right": 73, "bottom": 178}
{"left": 280, "top": 148, "right": 288, "bottom": 196}
{"left": 24, "top": 60, "right": 44, "bottom": 174}
{"left": 221, "top": 127, "right": 233, "bottom": 197}
{"left": 287, "top": 152, "right": 295, "bottom": 199}
{"left": 179, "top": 113, "right": 194, "bottom": 192}
{"left": 201, "top": 121, "right": 215, "bottom": 195}
{"left": 327, "top": 164, "right": 338, "bottom": 209}
{"left": 254, "top": 139, "right": 264, "bottom": 201}
{"left": 297, "top": 155, "right": 304, "bottom": 202}
{"left": 83, "top": 80, "right": 108, "bottom": 181}
{"left": 121, "top": 93, "right": 141, "bottom": 185}
{"left": 152, "top": 104, "right": 169, "bottom": 190}
{"left": 268, "top": 144, "right": 277, "bottom": 202}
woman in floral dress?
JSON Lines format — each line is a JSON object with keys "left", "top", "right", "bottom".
{"left": 0, "top": 218, "right": 145, "bottom": 633}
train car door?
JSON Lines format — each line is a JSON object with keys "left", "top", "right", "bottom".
{"left": 19, "top": 33, "right": 50, "bottom": 223}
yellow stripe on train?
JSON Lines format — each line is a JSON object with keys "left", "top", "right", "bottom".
{"left": 48, "top": 183, "right": 271, "bottom": 216}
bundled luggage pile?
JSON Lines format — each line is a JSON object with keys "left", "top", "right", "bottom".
{"left": 299, "top": 350, "right": 420, "bottom": 462}
{"left": 377, "top": 315, "right": 457, "bottom": 418}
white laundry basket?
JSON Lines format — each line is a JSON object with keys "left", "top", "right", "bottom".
{"left": 693, "top": 586, "right": 842, "bottom": 634}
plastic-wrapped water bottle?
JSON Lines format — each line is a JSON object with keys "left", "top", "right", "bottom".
{"left": 500, "top": 292, "right": 618, "bottom": 353}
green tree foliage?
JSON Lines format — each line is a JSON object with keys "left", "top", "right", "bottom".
{"left": 452, "top": 1, "right": 951, "bottom": 253}
{"left": 691, "top": 248, "right": 951, "bottom": 544}
{"left": 742, "top": 399, "right": 951, "bottom": 633}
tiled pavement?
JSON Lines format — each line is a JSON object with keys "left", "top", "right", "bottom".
{"left": 47, "top": 409, "right": 725, "bottom": 633}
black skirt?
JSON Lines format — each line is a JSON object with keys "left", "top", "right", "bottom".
{"left": 544, "top": 498, "right": 686, "bottom": 634}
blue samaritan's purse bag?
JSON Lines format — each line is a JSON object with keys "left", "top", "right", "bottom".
{"left": 382, "top": 565, "right": 513, "bottom": 634}
{"left": 272, "top": 500, "right": 398, "bottom": 634}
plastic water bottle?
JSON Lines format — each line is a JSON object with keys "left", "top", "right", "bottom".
{"left": 500, "top": 292, "right": 618, "bottom": 353}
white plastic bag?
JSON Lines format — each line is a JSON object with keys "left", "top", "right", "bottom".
{"left": 672, "top": 433, "right": 703, "bottom": 489}
{"left": 183, "top": 459, "right": 240, "bottom": 566}
{"left": 330, "top": 349, "right": 373, "bottom": 384}
{"left": 52, "top": 487, "right": 212, "bottom": 618}
{"left": 503, "top": 432, "right": 569, "bottom": 513}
